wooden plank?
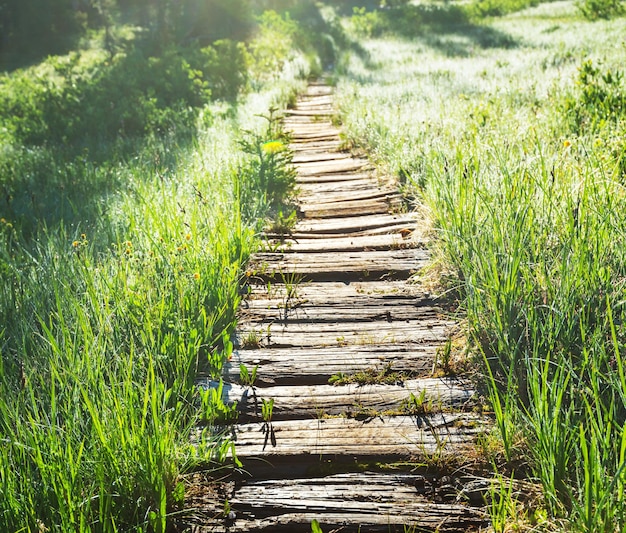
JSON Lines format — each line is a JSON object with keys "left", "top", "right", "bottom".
{"left": 284, "top": 109, "right": 334, "bottom": 117}
{"left": 291, "top": 152, "right": 350, "bottom": 164}
{"left": 249, "top": 253, "right": 427, "bottom": 281}
{"left": 188, "top": 472, "right": 487, "bottom": 532}
{"left": 289, "top": 140, "right": 343, "bottom": 152}
{"left": 295, "top": 213, "right": 416, "bottom": 234}
{"left": 241, "top": 299, "right": 444, "bottom": 323}
{"left": 192, "top": 511, "right": 485, "bottom": 533}
{"left": 246, "top": 280, "right": 426, "bottom": 298}
{"left": 283, "top": 224, "right": 420, "bottom": 239}
{"left": 266, "top": 234, "right": 418, "bottom": 252}
{"left": 285, "top": 122, "right": 335, "bottom": 133}
{"left": 228, "top": 414, "right": 488, "bottom": 458}
{"left": 290, "top": 132, "right": 341, "bottom": 142}
{"left": 235, "top": 320, "right": 451, "bottom": 348}
{"left": 297, "top": 178, "right": 378, "bottom": 192}
{"left": 223, "top": 344, "right": 439, "bottom": 385}
{"left": 299, "top": 187, "right": 399, "bottom": 204}
{"left": 297, "top": 95, "right": 333, "bottom": 104}
{"left": 300, "top": 203, "right": 391, "bottom": 219}
{"left": 295, "top": 171, "right": 374, "bottom": 184}
{"left": 299, "top": 197, "right": 401, "bottom": 219}
{"left": 295, "top": 158, "right": 369, "bottom": 176}
{"left": 197, "top": 377, "right": 475, "bottom": 421}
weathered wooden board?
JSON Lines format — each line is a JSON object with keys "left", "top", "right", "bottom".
{"left": 290, "top": 133, "right": 341, "bottom": 143}
{"left": 223, "top": 344, "right": 439, "bottom": 385}
{"left": 299, "top": 203, "right": 390, "bottom": 219}
{"left": 299, "top": 187, "right": 399, "bottom": 204}
{"left": 241, "top": 299, "right": 444, "bottom": 323}
{"left": 297, "top": 178, "right": 378, "bottom": 193}
{"left": 289, "top": 140, "right": 343, "bottom": 153}
{"left": 244, "top": 280, "right": 430, "bottom": 303}
{"left": 197, "top": 377, "right": 476, "bottom": 421}
{"left": 229, "top": 414, "right": 488, "bottom": 458}
{"left": 192, "top": 510, "right": 485, "bottom": 533}
{"left": 188, "top": 472, "right": 487, "bottom": 532}
{"left": 235, "top": 320, "right": 451, "bottom": 348}
{"left": 249, "top": 249, "right": 427, "bottom": 281}
{"left": 285, "top": 224, "right": 421, "bottom": 239}
{"left": 295, "top": 171, "right": 374, "bottom": 184}
{"left": 295, "top": 98, "right": 333, "bottom": 106}
{"left": 299, "top": 197, "right": 401, "bottom": 219}
{"left": 291, "top": 152, "right": 350, "bottom": 164}
{"left": 266, "top": 233, "right": 411, "bottom": 252}
{"left": 284, "top": 109, "right": 334, "bottom": 117}
{"left": 295, "top": 212, "right": 414, "bottom": 232}
{"left": 294, "top": 158, "right": 369, "bottom": 176}
{"left": 284, "top": 122, "right": 335, "bottom": 133}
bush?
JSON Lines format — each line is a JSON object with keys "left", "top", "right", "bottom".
{"left": 198, "top": 40, "right": 251, "bottom": 100}
{"left": 563, "top": 59, "right": 626, "bottom": 134}
{"left": 0, "top": 39, "right": 256, "bottom": 149}
{"left": 248, "top": 10, "right": 300, "bottom": 82}
{"left": 465, "top": 0, "right": 540, "bottom": 18}
{"left": 578, "top": 0, "right": 625, "bottom": 19}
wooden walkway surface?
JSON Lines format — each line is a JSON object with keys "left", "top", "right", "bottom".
{"left": 189, "top": 82, "right": 490, "bottom": 532}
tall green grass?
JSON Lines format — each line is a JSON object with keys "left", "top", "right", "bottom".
{"left": 0, "top": 8, "right": 312, "bottom": 531}
{"left": 334, "top": 1, "right": 626, "bottom": 530}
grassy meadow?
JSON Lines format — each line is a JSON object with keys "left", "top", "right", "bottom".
{"left": 334, "top": 1, "right": 626, "bottom": 530}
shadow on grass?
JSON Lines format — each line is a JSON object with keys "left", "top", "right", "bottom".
{"left": 0, "top": 40, "right": 243, "bottom": 239}
{"left": 349, "top": 2, "right": 518, "bottom": 57}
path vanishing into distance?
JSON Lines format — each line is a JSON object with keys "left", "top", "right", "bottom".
{"left": 190, "top": 82, "right": 493, "bottom": 532}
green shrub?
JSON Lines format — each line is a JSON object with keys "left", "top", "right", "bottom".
{"left": 248, "top": 10, "right": 300, "bottom": 83}
{"left": 578, "top": 0, "right": 625, "bottom": 19}
{"left": 563, "top": 59, "right": 626, "bottom": 134}
{"left": 199, "top": 40, "right": 251, "bottom": 100}
{"left": 465, "top": 0, "right": 540, "bottom": 18}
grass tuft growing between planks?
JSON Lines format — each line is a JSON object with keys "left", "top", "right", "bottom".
{"left": 333, "top": 1, "right": 626, "bottom": 530}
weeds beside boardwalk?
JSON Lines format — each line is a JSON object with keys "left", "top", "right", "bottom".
{"left": 335, "top": 1, "right": 626, "bottom": 530}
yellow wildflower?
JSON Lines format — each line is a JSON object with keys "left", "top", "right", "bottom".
{"left": 262, "top": 140, "right": 285, "bottom": 155}
{"left": 193, "top": 272, "right": 200, "bottom": 280}
{"left": 185, "top": 233, "right": 192, "bottom": 241}
{"left": 563, "top": 140, "right": 571, "bottom": 148}
{"left": 72, "top": 241, "right": 80, "bottom": 248}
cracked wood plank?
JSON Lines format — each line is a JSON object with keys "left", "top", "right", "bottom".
{"left": 235, "top": 320, "right": 452, "bottom": 349}
{"left": 188, "top": 472, "right": 487, "bottom": 532}
{"left": 266, "top": 233, "right": 417, "bottom": 252}
{"left": 223, "top": 344, "right": 440, "bottom": 385}
{"left": 197, "top": 377, "right": 476, "bottom": 422}
{"left": 249, "top": 249, "right": 428, "bottom": 281}
{"left": 294, "top": 213, "right": 416, "bottom": 234}
{"left": 229, "top": 414, "right": 488, "bottom": 459}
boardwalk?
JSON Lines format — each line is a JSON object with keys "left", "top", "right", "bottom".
{"left": 190, "top": 82, "right": 490, "bottom": 532}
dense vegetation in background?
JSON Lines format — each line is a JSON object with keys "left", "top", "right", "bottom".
{"left": 0, "top": 1, "right": 346, "bottom": 531}
{"left": 335, "top": 1, "right": 626, "bottom": 531}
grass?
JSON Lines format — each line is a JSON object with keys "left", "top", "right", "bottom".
{"left": 0, "top": 13, "right": 312, "bottom": 531}
{"left": 332, "top": 1, "right": 626, "bottom": 530}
